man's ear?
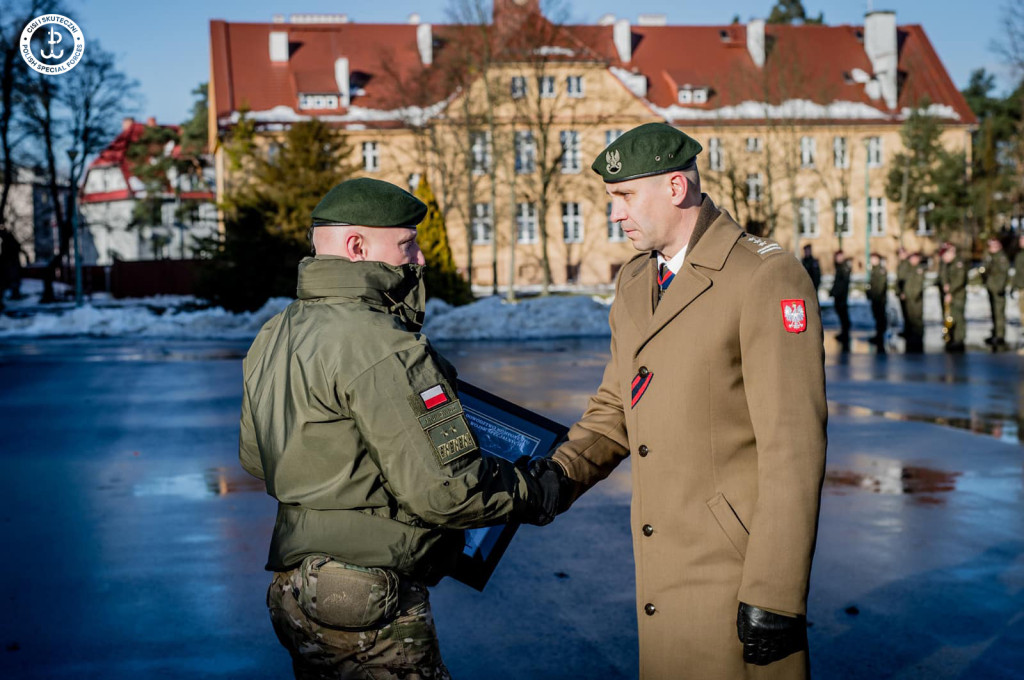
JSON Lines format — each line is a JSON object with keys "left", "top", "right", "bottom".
{"left": 345, "top": 231, "right": 367, "bottom": 261}
{"left": 667, "top": 172, "right": 688, "bottom": 207}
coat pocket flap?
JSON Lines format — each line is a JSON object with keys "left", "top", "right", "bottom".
{"left": 707, "top": 492, "right": 750, "bottom": 559}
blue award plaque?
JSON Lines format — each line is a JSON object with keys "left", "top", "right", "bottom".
{"left": 452, "top": 380, "right": 568, "bottom": 591}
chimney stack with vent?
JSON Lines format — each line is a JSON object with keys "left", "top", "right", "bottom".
{"left": 614, "top": 19, "right": 632, "bottom": 63}
{"left": 864, "top": 11, "right": 898, "bottom": 110}
{"left": 747, "top": 19, "right": 765, "bottom": 68}
{"left": 269, "top": 31, "right": 289, "bottom": 62}
{"left": 335, "top": 58, "right": 350, "bottom": 107}
{"left": 417, "top": 23, "right": 433, "bottom": 65}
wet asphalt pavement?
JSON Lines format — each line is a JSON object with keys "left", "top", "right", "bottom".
{"left": 0, "top": 335, "right": 1021, "bottom": 679}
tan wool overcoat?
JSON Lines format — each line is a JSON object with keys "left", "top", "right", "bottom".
{"left": 554, "top": 197, "right": 827, "bottom": 679}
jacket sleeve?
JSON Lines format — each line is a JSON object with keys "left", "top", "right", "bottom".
{"left": 551, "top": 286, "right": 631, "bottom": 505}
{"left": 239, "top": 369, "right": 265, "bottom": 481}
{"left": 343, "top": 341, "right": 540, "bottom": 530}
{"left": 736, "top": 254, "right": 827, "bottom": 617}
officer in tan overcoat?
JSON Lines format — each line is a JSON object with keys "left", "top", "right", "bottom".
{"left": 551, "top": 124, "right": 827, "bottom": 679}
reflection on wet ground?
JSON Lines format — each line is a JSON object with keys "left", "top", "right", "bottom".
{"left": 829, "top": 402, "right": 1023, "bottom": 444}
{"left": 825, "top": 456, "right": 962, "bottom": 505}
{"left": 132, "top": 468, "right": 265, "bottom": 499}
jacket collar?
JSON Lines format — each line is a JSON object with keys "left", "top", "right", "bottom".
{"left": 296, "top": 255, "right": 426, "bottom": 330}
{"left": 619, "top": 195, "right": 743, "bottom": 355}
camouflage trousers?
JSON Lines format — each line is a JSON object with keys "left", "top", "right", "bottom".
{"left": 268, "top": 567, "right": 452, "bottom": 680}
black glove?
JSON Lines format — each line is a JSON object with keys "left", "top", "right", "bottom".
{"left": 519, "top": 457, "right": 568, "bottom": 526}
{"left": 736, "top": 602, "right": 806, "bottom": 666}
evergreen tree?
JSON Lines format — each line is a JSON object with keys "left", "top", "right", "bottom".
{"left": 414, "top": 175, "right": 474, "bottom": 305}
{"left": 768, "top": 0, "right": 824, "bottom": 25}
{"left": 197, "top": 118, "right": 355, "bottom": 311}
{"left": 885, "top": 105, "right": 969, "bottom": 241}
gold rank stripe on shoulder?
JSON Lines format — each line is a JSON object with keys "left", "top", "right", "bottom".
{"left": 739, "top": 234, "right": 784, "bottom": 258}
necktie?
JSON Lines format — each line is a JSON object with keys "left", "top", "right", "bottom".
{"left": 658, "top": 263, "right": 674, "bottom": 302}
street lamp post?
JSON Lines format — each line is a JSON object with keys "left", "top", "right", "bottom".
{"left": 67, "top": 148, "right": 82, "bottom": 306}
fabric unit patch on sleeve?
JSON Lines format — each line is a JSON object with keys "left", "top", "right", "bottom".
{"left": 419, "top": 384, "right": 450, "bottom": 410}
{"left": 781, "top": 299, "right": 807, "bottom": 333}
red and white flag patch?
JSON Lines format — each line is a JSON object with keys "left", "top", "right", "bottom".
{"left": 781, "top": 299, "right": 807, "bottom": 333}
{"left": 419, "top": 384, "right": 449, "bottom": 410}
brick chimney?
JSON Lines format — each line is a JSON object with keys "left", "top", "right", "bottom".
{"left": 747, "top": 19, "right": 766, "bottom": 68}
{"left": 146, "top": 116, "right": 157, "bottom": 126}
{"left": 121, "top": 117, "right": 135, "bottom": 131}
{"left": 864, "top": 11, "right": 898, "bottom": 110}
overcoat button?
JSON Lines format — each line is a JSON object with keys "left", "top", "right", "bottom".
{"left": 638, "top": 366, "right": 649, "bottom": 377}
{"left": 644, "top": 603, "right": 656, "bottom": 616}
{"left": 642, "top": 524, "right": 654, "bottom": 536}
{"left": 638, "top": 445, "right": 649, "bottom": 457}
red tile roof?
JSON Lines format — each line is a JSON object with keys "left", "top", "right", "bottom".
{"left": 82, "top": 121, "right": 215, "bottom": 204}
{"left": 209, "top": 15, "right": 976, "bottom": 129}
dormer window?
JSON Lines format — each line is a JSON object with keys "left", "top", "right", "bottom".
{"left": 678, "top": 86, "right": 709, "bottom": 105}
{"left": 299, "top": 93, "right": 340, "bottom": 110}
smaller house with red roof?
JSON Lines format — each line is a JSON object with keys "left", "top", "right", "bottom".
{"left": 79, "top": 117, "right": 217, "bottom": 266}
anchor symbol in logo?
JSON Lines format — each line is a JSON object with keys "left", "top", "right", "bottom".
{"left": 40, "top": 27, "right": 64, "bottom": 60}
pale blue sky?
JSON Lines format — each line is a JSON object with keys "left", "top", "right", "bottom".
{"left": 64, "top": 0, "right": 1011, "bottom": 125}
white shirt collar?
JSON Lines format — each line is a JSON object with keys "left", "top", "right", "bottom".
{"left": 656, "top": 245, "right": 688, "bottom": 275}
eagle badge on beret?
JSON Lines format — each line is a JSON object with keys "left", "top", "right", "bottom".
{"left": 606, "top": 149, "right": 622, "bottom": 174}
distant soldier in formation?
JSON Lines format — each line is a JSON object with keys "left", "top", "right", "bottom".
{"left": 901, "top": 252, "right": 926, "bottom": 353}
{"left": 830, "top": 250, "right": 851, "bottom": 352}
{"left": 801, "top": 244, "right": 821, "bottom": 296}
{"left": 1014, "top": 233, "right": 1024, "bottom": 353}
{"left": 980, "top": 237, "right": 1010, "bottom": 351}
{"left": 939, "top": 243, "right": 967, "bottom": 353}
{"left": 867, "top": 252, "right": 888, "bottom": 353}
{"left": 895, "top": 246, "right": 909, "bottom": 337}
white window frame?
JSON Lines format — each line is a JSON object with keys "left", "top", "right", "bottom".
{"left": 562, "top": 202, "right": 583, "bottom": 243}
{"left": 362, "top": 141, "right": 379, "bottom": 172}
{"left": 867, "top": 136, "right": 883, "bottom": 168}
{"left": 678, "top": 88, "right": 693, "bottom": 104}
{"left": 567, "top": 75, "right": 584, "bottom": 98}
{"left": 693, "top": 88, "right": 708, "bottom": 104}
{"left": 560, "top": 130, "right": 581, "bottom": 174}
{"left": 708, "top": 137, "right": 724, "bottom": 172}
{"left": 407, "top": 172, "right": 421, "bottom": 193}
{"left": 916, "top": 203, "right": 935, "bottom": 236}
{"left": 510, "top": 76, "right": 527, "bottom": 100}
{"left": 800, "top": 136, "right": 816, "bottom": 168}
{"left": 299, "top": 93, "right": 339, "bottom": 110}
{"left": 471, "top": 202, "right": 493, "bottom": 245}
{"left": 516, "top": 202, "right": 538, "bottom": 244}
{"left": 798, "top": 197, "right": 819, "bottom": 237}
{"left": 515, "top": 130, "right": 536, "bottom": 174}
{"left": 834, "top": 198, "right": 853, "bottom": 237}
{"left": 746, "top": 137, "right": 763, "bottom": 153}
{"left": 606, "top": 129, "right": 623, "bottom": 145}
{"left": 470, "top": 131, "right": 491, "bottom": 175}
{"left": 539, "top": 75, "right": 556, "bottom": 98}
{"left": 607, "top": 203, "right": 626, "bottom": 242}
{"left": 868, "top": 196, "right": 886, "bottom": 235}
{"left": 833, "top": 136, "right": 849, "bottom": 169}
{"left": 746, "top": 173, "right": 763, "bottom": 202}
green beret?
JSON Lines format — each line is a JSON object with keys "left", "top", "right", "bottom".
{"left": 592, "top": 123, "right": 702, "bottom": 183}
{"left": 311, "top": 177, "right": 427, "bottom": 228}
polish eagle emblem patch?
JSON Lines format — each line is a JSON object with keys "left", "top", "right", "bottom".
{"left": 606, "top": 149, "right": 622, "bottom": 174}
{"left": 781, "top": 299, "right": 807, "bottom": 333}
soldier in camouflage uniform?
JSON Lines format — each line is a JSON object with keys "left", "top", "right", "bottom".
{"left": 1014, "top": 234, "right": 1024, "bottom": 352}
{"left": 980, "top": 237, "right": 1010, "bottom": 351}
{"left": 901, "top": 252, "right": 926, "bottom": 353}
{"left": 240, "top": 178, "right": 563, "bottom": 680}
{"left": 939, "top": 243, "right": 967, "bottom": 353}
{"left": 867, "top": 253, "right": 889, "bottom": 353}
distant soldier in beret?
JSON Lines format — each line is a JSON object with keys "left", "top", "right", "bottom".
{"left": 939, "top": 242, "right": 968, "bottom": 353}
{"left": 1014, "top": 234, "right": 1024, "bottom": 353}
{"left": 239, "top": 177, "right": 563, "bottom": 679}
{"left": 980, "top": 237, "right": 1010, "bottom": 351}
{"left": 547, "top": 123, "right": 826, "bottom": 678}
{"left": 800, "top": 244, "right": 821, "bottom": 295}
{"left": 901, "top": 252, "right": 926, "bottom": 353}
{"left": 830, "top": 250, "right": 852, "bottom": 351}
{"left": 867, "top": 252, "right": 889, "bottom": 353}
